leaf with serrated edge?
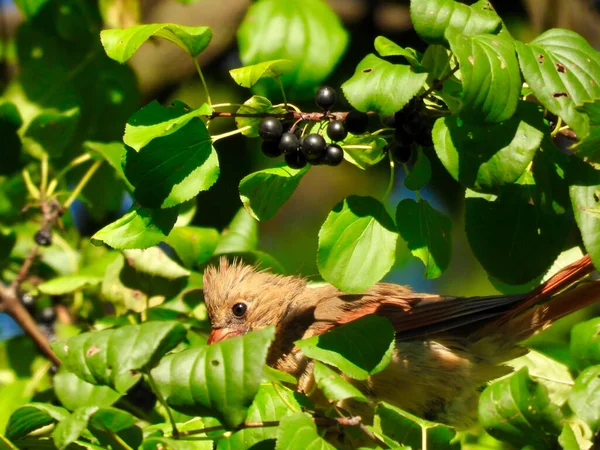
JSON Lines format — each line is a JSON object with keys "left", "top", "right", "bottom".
{"left": 275, "top": 412, "right": 335, "bottom": 450}
{"left": 313, "top": 362, "right": 367, "bottom": 403}
{"left": 101, "top": 24, "right": 212, "bottom": 61}
{"left": 515, "top": 29, "right": 600, "bottom": 137}
{"left": 342, "top": 54, "right": 428, "bottom": 116}
{"left": 296, "top": 315, "right": 395, "bottom": 380}
{"left": 447, "top": 31, "right": 521, "bottom": 123}
{"left": 230, "top": 60, "right": 294, "bottom": 88}
{"left": 236, "top": 96, "right": 286, "bottom": 137}
{"left": 239, "top": 165, "right": 309, "bottom": 221}
{"left": 318, "top": 196, "right": 398, "bottom": 293}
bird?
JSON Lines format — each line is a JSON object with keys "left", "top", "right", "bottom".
{"left": 203, "top": 255, "right": 600, "bottom": 430}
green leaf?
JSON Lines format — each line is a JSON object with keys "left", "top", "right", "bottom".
{"left": 239, "top": 164, "right": 309, "bottom": 221}
{"left": 404, "top": 149, "right": 431, "bottom": 191}
{"left": 410, "top": 0, "right": 501, "bottom": 45}
{"left": 5, "top": 404, "right": 70, "bottom": 441}
{"left": 0, "top": 102, "right": 22, "bottom": 176}
{"left": 53, "top": 371, "right": 121, "bottom": 411}
{"left": 124, "top": 113, "right": 219, "bottom": 209}
{"left": 374, "top": 36, "right": 422, "bottom": 67}
{"left": 507, "top": 349, "right": 574, "bottom": 406}
{"left": 313, "top": 362, "right": 367, "bottom": 403}
{"left": 235, "top": 96, "right": 286, "bottom": 138}
{"left": 572, "top": 99, "right": 600, "bottom": 160}
{"left": 570, "top": 318, "right": 600, "bottom": 371}
{"left": 317, "top": 196, "right": 397, "bottom": 293}
{"left": 52, "top": 321, "right": 187, "bottom": 393}
{"left": 124, "top": 100, "right": 213, "bottom": 152}
{"left": 569, "top": 162, "right": 600, "bottom": 272}
{"left": 374, "top": 402, "right": 457, "bottom": 449}
{"left": 22, "top": 107, "right": 80, "bottom": 158}
{"left": 144, "top": 437, "right": 212, "bottom": 450}
{"left": 165, "top": 226, "right": 220, "bottom": 268}
{"left": 478, "top": 368, "right": 563, "bottom": 449}
{"left": 217, "top": 384, "right": 301, "bottom": 450}
{"left": 396, "top": 198, "right": 452, "bottom": 279}
{"left": 37, "top": 275, "right": 102, "bottom": 295}
{"left": 342, "top": 134, "right": 387, "bottom": 170}
{"left": 237, "top": 0, "right": 348, "bottom": 96}
{"left": 230, "top": 60, "right": 294, "bottom": 88}
{"left": 214, "top": 208, "right": 258, "bottom": 255}
{"left": 296, "top": 315, "right": 395, "bottom": 380}
{"left": 150, "top": 326, "right": 276, "bottom": 428}
{"left": 0, "top": 228, "right": 17, "bottom": 262}
{"left": 275, "top": 412, "right": 335, "bottom": 450}
{"left": 101, "top": 24, "right": 213, "bottom": 61}
{"left": 515, "top": 29, "right": 600, "bottom": 137}
{"left": 262, "top": 366, "right": 296, "bottom": 385}
{"left": 341, "top": 54, "right": 428, "bottom": 116}
{"left": 13, "top": 0, "right": 51, "bottom": 18}
{"left": 84, "top": 141, "right": 131, "bottom": 188}
{"left": 91, "top": 206, "right": 179, "bottom": 250}
{"left": 433, "top": 101, "right": 544, "bottom": 192}
{"left": 123, "top": 247, "right": 190, "bottom": 280}
{"left": 568, "top": 365, "right": 600, "bottom": 432}
{"left": 447, "top": 31, "right": 520, "bottom": 123}
{"left": 465, "top": 181, "right": 568, "bottom": 284}
{"left": 558, "top": 422, "right": 594, "bottom": 450}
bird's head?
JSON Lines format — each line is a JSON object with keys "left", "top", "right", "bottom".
{"left": 203, "top": 257, "right": 307, "bottom": 344}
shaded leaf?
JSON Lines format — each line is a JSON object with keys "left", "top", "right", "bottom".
{"left": 239, "top": 165, "right": 309, "bottom": 221}
{"left": 341, "top": 54, "right": 428, "bottom": 116}
{"left": 404, "top": 149, "right": 431, "bottom": 191}
{"left": 296, "top": 315, "right": 395, "bottom": 381}
{"left": 313, "top": 362, "right": 367, "bottom": 403}
{"left": 165, "top": 226, "right": 220, "bottom": 268}
{"left": 433, "top": 101, "right": 544, "bottom": 192}
{"left": 318, "top": 196, "right": 397, "bottom": 293}
{"left": 5, "top": 404, "right": 70, "bottom": 441}
{"left": 53, "top": 371, "right": 121, "bottom": 411}
{"left": 101, "top": 24, "right": 212, "bottom": 61}
{"left": 0, "top": 102, "right": 23, "bottom": 176}
{"left": 570, "top": 317, "right": 600, "bottom": 371}
{"left": 572, "top": 99, "right": 600, "bottom": 160}
{"left": 396, "top": 198, "right": 452, "bottom": 279}
{"left": 214, "top": 208, "right": 258, "bottom": 255}
{"left": 478, "top": 368, "right": 563, "bottom": 448}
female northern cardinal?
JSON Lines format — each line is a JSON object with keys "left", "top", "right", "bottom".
{"left": 203, "top": 255, "right": 600, "bottom": 429}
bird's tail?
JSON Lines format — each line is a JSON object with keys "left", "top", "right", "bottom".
{"left": 475, "top": 254, "right": 600, "bottom": 343}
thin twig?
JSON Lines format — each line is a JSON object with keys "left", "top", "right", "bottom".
{"left": 145, "top": 371, "right": 179, "bottom": 439}
{"left": 420, "top": 66, "right": 460, "bottom": 99}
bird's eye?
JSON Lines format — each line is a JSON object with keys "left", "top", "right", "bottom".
{"left": 231, "top": 302, "right": 247, "bottom": 318}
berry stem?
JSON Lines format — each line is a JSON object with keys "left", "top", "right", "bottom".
{"left": 63, "top": 159, "right": 103, "bottom": 209}
{"left": 40, "top": 153, "right": 49, "bottom": 199}
{"left": 211, "top": 125, "right": 252, "bottom": 142}
{"left": 22, "top": 169, "right": 41, "bottom": 200}
{"left": 402, "top": 163, "right": 422, "bottom": 201}
{"left": 420, "top": 65, "right": 459, "bottom": 99}
{"left": 211, "top": 102, "right": 245, "bottom": 109}
{"left": 276, "top": 76, "right": 287, "bottom": 109}
{"left": 551, "top": 116, "right": 563, "bottom": 137}
{"left": 47, "top": 153, "right": 93, "bottom": 197}
{"left": 193, "top": 57, "right": 212, "bottom": 106}
{"left": 145, "top": 370, "right": 179, "bottom": 439}
{"left": 383, "top": 150, "right": 395, "bottom": 200}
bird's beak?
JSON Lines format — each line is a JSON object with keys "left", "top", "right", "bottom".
{"left": 207, "top": 328, "right": 240, "bottom": 344}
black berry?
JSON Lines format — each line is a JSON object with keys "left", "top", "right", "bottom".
{"left": 315, "top": 86, "right": 337, "bottom": 110}
{"left": 39, "top": 306, "right": 56, "bottom": 325}
{"left": 35, "top": 228, "right": 52, "bottom": 246}
{"left": 389, "top": 142, "right": 413, "bottom": 164}
{"left": 322, "top": 144, "right": 344, "bottom": 166}
{"left": 285, "top": 151, "right": 307, "bottom": 169}
{"left": 261, "top": 140, "right": 282, "bottom": 158}
{"left": 344, "top": 110, "right": 369, "bottom": 135}
{"left": 394, "top": 126, "right": 413, "bottom": 147}
{"left": 300, "top": 134, "right": 326, "bottom": 161}
{"left": 258, "top": 117, "right": 283, "bottom": 141}
{"left": 279, "top": 132, "right": 300, "bottom": 154}
{"left": 400, "top": 113, "right": 427, "bottom": 137}
{"left": 414, "top": 125, "right": 434, "bottom": 147}
{"left": 395, "top": 97, "right": 423, "bottom": 120}
{"left": 326, "top": 120, "right": 347, "bottom": 142}
{"left": 20, "top": 292, "right": 36, "bottom": 313}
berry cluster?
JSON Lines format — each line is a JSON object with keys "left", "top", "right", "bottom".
{"left": 20, "top": 291, "right": 57, "bottom": 341}
{"left": 258, "top": 86, "right": 370, "bottom": 169}
{"left": 384, "top": 97, "right": 433, "bottom": 164}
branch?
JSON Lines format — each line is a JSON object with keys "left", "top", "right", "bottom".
{"left": 178, "top": 415, "right": 361, "bottom": 438}
{"left": 207, "top": 110, "right": 377, "bottom": 122}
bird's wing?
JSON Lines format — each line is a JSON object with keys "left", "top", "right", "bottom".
{"left": 309, "top": 284, "right": 526, "bottom": 339}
